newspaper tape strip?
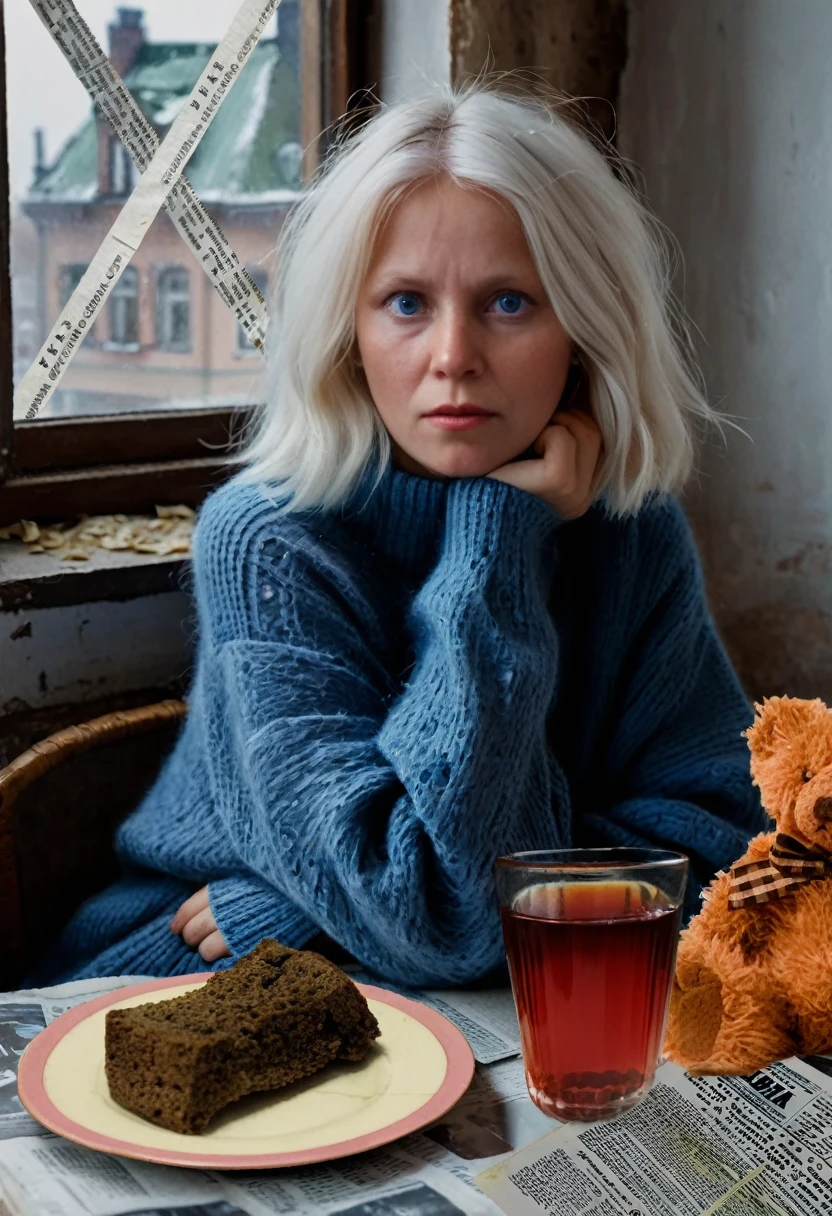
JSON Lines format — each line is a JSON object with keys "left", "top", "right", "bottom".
{"left": 28, "top": 0, "right": 269, "bottom": 355}
{"left": 14, "top": 0, "right": 280, "bottom": 421}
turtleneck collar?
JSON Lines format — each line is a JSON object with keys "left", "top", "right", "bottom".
{"left": 338, "top": 459, "right": 451, "bottom": 579}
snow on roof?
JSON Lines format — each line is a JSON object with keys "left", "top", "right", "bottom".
{"left": 28, "top": 38, "right": 300, "bottom": 205}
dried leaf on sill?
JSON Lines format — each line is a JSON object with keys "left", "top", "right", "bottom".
{"left": 156, "top": 505, "right": 195, "bottom": 520}
{"left": 0, "top": 505, "right": 195, "bottom": 562}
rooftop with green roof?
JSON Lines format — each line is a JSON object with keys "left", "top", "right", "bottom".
{"left": 28, "top": 7, "right": 301, "bottom": 207}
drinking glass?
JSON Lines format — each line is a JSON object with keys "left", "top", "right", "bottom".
{"left": 496, "top": 848, "right": 688, "bottom": 1122}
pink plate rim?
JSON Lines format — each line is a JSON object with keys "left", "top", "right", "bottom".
{"left": 17, "top": 976, "right": 475, "bottom": 1170}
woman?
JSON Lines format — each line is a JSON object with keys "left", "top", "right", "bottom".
{"left": 35, "top": 83, "right": 767, "bottom": 985}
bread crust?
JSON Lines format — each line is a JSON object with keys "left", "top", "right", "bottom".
{"left": 104, "top": 940, "right": 381, "bottom": 1133}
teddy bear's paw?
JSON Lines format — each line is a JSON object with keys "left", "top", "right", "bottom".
{"left": 663, "top": 964, "right": 724, "bottom": 1069}
{"left": 668, "top": 977, "right": 798, "bottom": 1076}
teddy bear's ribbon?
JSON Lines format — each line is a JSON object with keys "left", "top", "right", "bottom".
{"left": 728, "top": 832, "right": 832, "bottom": 908}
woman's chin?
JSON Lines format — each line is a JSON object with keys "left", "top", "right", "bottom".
{"left": 402, "top": 444, "right": 513, "bottom": 481}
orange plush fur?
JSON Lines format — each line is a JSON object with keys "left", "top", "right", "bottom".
{"left": 664, "top": 696, "right": 832, "bottom": 1075}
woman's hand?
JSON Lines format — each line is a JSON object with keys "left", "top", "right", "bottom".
{"left": 170, "top": 887, "right": 231, "bottom": 963}
{"left": 487, "top": 410, "right": 603, "bottom": 520}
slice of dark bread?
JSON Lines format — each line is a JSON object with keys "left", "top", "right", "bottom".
{"left": 104, "top": 939, "right": 381, "bottom": 1134}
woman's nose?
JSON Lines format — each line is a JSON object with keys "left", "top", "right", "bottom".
{"left": 429, "top": 308, "right": 485, "bottom": 380}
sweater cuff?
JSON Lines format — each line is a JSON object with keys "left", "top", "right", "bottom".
{"left": 447, "top": 475, "right": 563, "bottom": 549}
{"left": 207, "top": 876, "right": 318, "bottom": 958}
{"left": 439, "top": 476, "right": 562, "bottom": 613}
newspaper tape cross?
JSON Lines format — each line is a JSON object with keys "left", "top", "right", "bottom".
{"left": 28, "top": 0, "right": 269, "bottom": 356}
{"left": 28, "top": 0, "right": 269, "bottom": 358}
{"left": 14, "top": 0, "right": 281, "bottom": 421}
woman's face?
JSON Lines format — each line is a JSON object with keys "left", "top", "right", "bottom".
{"left": 354, "top": 176, "right": 574, "bottom": 479}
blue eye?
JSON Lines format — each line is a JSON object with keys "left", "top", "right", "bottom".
{"left": 388, "top": 293, "right": 422, "bottom": 317}
{"left": 492, "top": 292, "right": 529, "bottom": 315}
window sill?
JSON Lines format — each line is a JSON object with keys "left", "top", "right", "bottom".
{"left": 0, "top": 456, "right": 228, "bottom": 522}
{"left": 0, "top": 542, "right": 189, "bottom": 611}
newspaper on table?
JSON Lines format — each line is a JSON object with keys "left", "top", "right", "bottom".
{"left": 476, "top": 1056, "right": 832, "bottom": 1216}
{"left": 1, "top": 976, "right": 831, "bottom": 1216}
{"left": 342, "top": 966, "right": 523, "bottom": 1067}
{"left": 0, "top": 975, "right": 539, "bottom": 1216}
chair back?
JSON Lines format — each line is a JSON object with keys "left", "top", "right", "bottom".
{"left": 0, "top": 700, "right": 187, "bottom": 988}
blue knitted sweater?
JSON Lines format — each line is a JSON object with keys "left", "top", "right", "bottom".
{"left": 36, "top": 466, "right": 767, "bottom": 985}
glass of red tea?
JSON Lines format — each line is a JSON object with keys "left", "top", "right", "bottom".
{"left": 496, "top": 848, "right": 688, "bottom": 1122}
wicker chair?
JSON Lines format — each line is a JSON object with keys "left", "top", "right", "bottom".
{"left": 0, "top": 699, "right": 187, "bottom": 989}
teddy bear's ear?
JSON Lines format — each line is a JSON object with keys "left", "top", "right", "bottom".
{"left": 745, "top": 696, "right": 832, "bottom": 759}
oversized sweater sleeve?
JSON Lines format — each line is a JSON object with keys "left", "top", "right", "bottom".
{"left": 195, "top": 477, "right": 569, "bottom": 986}
{"left": 575, "top": 499, "right": 769, "bottom": 915}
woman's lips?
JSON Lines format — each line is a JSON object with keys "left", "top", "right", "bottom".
{"left": 423, "top": 409, "right": 496, "bottom": 431}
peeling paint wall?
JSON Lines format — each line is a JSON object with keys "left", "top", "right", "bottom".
{"left": 449, "top": 0, "right": 627, "bottom": 137}
{"left": 1, "top": 594, "right": 191, "bottom": 715}
{"left": 619, "top": 1, "right": 832, "bottom": 700}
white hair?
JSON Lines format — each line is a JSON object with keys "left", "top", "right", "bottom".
{"left": 236, "top": 80, "right": 715, "bottom": 515}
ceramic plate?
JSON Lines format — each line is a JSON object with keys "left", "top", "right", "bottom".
{"left": 17, "top": 976, "right": 475, "bottom": 1170}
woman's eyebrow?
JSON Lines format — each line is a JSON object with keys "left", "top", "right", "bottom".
{"left": 370, "top": 270, "right": 535, "bottom": 293}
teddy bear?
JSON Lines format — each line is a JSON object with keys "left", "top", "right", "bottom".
{"left": 664, "top": 695, "right": 832, "bottom": 1076}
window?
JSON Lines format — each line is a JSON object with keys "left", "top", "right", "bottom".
{"left": 59, "top": 264, "right": 86, "bottom": 307}
{"left": 9, "top": 3, "right": 303, "bottom": 419}
{"left": 157, "top": 268, "right": 191, "bottom": 353}
{"left": 275, "top": 139, "right": 304, "bottom": 188}
{"left": 0, "top": 0, "right": 372, "bottom": 521}
{"left": 236, "top": 268, "right": 268, "bottom": 354}
{"left": 108, "top": 267, "right": 139, "bottom": 349}
{"left": 109, "top": 139, "right": 136, "bottom": 196}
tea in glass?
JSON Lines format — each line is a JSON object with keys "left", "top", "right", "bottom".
{"left": 496, "top": 850, "right": 688, "bottom": 1121}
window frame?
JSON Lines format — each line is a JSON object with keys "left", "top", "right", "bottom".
{"left": 105, "top": 265, "right": 140, "bottom": 351}
{"left": 109, "top": 137, "right": 137, "bottom": 197}
{"left": 0, "top": 0, "right": 377, "bottom": 520}
{"left": 156, "top": 265, "right": 192, "bottom": 354}
{"left": 235, "top": 266, "right": 268, "bottom": 355}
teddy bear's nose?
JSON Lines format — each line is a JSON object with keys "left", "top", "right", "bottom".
{"left": 813, "top": 796, "right": 832, "bottom": 823}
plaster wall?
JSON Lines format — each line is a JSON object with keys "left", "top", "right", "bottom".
{"left": 377, "top": 0, "right": 451, "bottom": 103}
{"left": 619, "top": 0, "right": 832, "bottom": 700}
